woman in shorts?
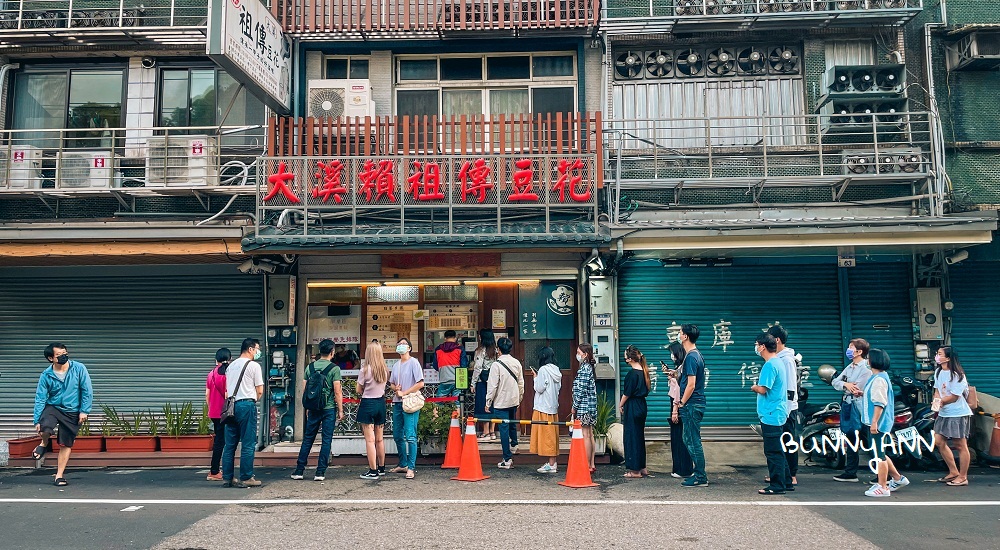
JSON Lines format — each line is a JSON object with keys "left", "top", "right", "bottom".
{"left": 357, "top": 341, "right": 389, "bottom": 479}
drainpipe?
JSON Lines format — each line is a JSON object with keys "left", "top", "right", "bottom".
{"left": 924, "top": 0, "right": 948, "bottom": 217}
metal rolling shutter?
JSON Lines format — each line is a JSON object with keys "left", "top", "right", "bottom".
{"left": 848, "top": 262, "right": 916, "bottom": 373}
{"left": 0, "top": 265, "right": 263, "bottom": 438}
{"left": 617, "top": 262, "right": 843, "bottom": 427}
{"left": 948, "top": 261, "right": 1000, "bottom": 395}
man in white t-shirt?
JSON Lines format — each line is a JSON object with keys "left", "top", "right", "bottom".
{"left": 768, "top": 325, "right": 799, "bottom": 488}
{"left": 221, "top": 338, "right": 265, "bottom": 488}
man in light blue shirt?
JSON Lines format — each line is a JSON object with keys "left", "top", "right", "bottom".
{"left": 33, "top": 342, "right": 93, "bottom": 487}
{"left": 751, "top": 333, "right": 790, "bottom": 495}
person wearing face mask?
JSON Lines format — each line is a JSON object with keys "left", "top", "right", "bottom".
{"left": 831, "top": 338, "right": 872, "bottom": 483}
{"left": 931, "top": 346, "right": 974, "bottom": 486}
{"left": 222, "top": 338, "right": 265, "bottom": 488}
{"left": 205, "top": 347, "right": 231, "bottom": 481}
{"left": 389, "top": 337, "right": 424, "bottom": 479}
{"left": 571, "top": 343, "right": 599, "bottom": 473}
{"left": 32, "top": 342, "right": 94, "bottom": 487}
{"left": 750, "top": 333, "right": 790, "bottom": 495}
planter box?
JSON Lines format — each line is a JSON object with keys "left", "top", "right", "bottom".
{"left": 159, "top": 435, "right": 214, "bottom": 452}
{"left": 70, "top": 436, "right": 105, "bottom": 453}
{"left": 419, "top": 437, "right": 446, "bottom": 456}
{"left": 104, "top": 436, "right": 158, "bottom": 453}
{"left": 594, "top": 435, "right": 608, "bottom": 455}
{"left": 7, "top": 436, "right": 42, "bottom": 458}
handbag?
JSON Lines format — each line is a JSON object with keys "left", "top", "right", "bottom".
{"left": 402, "top": 391, "right": 425, "bottom": 413}
{"left": 965, "top": 386, "right": 979, "bottom": 410}
{"left": 220, "top": 360, "right": 251, "bottom": 424}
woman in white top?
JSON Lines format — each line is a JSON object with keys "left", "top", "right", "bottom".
{"left": 530, "top": 346, "right": 562, "bottom": 474}
{"left": 932, "top": 346, "right": 974, "bottom": 486}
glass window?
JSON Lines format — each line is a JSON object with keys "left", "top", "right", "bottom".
{"left": 159, "top": 70, "right": 190, "bottom": 127}
{"left": 12, "top": 69, "right": 125, "bottom": 149}
{"left": 533, "top": 55, "right": 574, "bottom": 77}
{"left": 489, "top": 88, "right": 529, "bottom": 116}
{"left": 532, "top": 87, "right": 575, "bottom": 115}
{"left": 325, "top": 58, "right": 348, "bottom": 79}
{"left": 397, "top": 89, "right": 439, "bottom": 117}
{"left": 159, "top": 68, "right": 264, "bottom": 138}
{"left": 487, "top": 56, "right": 530, "bottom": 80}
{"left": 188, "top": 69, "right": 216, "bottom": 128}
{"left": 400, "top": 59, "right": 437, "bottom": 81}
{"left": 443, "top": 89, "right": 482, "bottom": 117}
{"left": 440, "top": 57, "right": 482, "bottom": 81}
{"left": 12, "top": 73, "right": 68, "bottom": 133}
{"left": 350, "top": 59, "right": 370, "bottom": 79}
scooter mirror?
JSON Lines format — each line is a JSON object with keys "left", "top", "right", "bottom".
{"left": 817, "top": 364, "right": 837, "bottom": 383}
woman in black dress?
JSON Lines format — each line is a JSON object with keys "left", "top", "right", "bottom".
{"left": 666, "top": 341, "right": 694, "bottom": 479}
{"left": 619, "top": 345, "right": 651, "bottom": 478}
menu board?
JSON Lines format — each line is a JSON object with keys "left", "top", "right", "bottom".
{"left": 368, "top": 304, "right": 420, "bottom": 354}
{"left": 308, "top": 305, "right": 361, "bottom": 344}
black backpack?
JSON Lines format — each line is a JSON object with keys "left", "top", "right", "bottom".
{"left": 302, "top": 362, "right": 335, "bottom": 411}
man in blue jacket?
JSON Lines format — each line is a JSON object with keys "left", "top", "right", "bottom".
{"left": 33, "top": 342, "right": 94, "bottom": 487}
{"left": 433, "top": 330, "right": 469, "bottom": 397}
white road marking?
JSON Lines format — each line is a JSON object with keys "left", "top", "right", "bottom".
{"left": 120, "top": 505, "right": 144, "bottom": 512}
{"left": 106, "top": 470, "right": 142, "bottom": 475}
{"left": 0, "top": 498, "right": 998, "bottom": 507}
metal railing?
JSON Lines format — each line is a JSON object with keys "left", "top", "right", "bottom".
{"left": 0, "top": 125, "right": 265, "bottom": 193}
{"left": 0, "top": 0, "right": 207, "bottom": 31}
{"left": 269, "top": 113, "right": 603, "bottom": 161}
{"left": 273, "top": 0, "right": 598, "bottom": 34}
{"left": 605, "top": 111, "right": 941, "bottom": 219}
{"left": 253, "top": 153, "right": 601, "bottom": 240}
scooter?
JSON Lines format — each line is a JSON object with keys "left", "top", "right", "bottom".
{"left": 801, "top": 401, "right": 845, "bottom": 469}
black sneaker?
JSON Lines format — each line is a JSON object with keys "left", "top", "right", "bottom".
{"left": 290, "top": 471, "right": 304, "bottom": 480}
{"left": 833, "top": 473, "right": 859, "bottom": 483}
{"left": 377, "top": 466, "right": 386, "bottom": 477}
{"left": 360, "top": 470, "right": 380, "bottom": 480}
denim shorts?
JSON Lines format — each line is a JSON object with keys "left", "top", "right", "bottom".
{"left": 357, "top": 397, "right": 387, "bottom": 426}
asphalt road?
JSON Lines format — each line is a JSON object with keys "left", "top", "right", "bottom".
{"left": 0, "top": 462, "right": 998, "bottom": 550}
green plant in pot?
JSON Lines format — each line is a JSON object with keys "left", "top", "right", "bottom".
{"left": 196, "top": 403, "right": 212, "bottom": 436}
{"left": 416, "top": 402, "right": 457, "bottom": 454}
{"left": 593, "top": 393, "right": 615, "bottom": 455}
{"left": 162, "top": 402, "right": 195, "bottom": 437}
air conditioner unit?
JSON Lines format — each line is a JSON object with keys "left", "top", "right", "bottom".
{"left": 947, "top": 32, "right": 1000, "bottom": 71}
{"left": 842, "top": 148, "right": 926, "bottom": 176}
{"left": 0, "top": 145, "right": 43, "bottom": 189}
{"left": 145, "top": 135, "right": 219, "bottom": 187}
{"left": 307, "top": 79, "right": 376, "bottom": 119}
{"left": 58, "top": 150, "right": 112, "bottom": 188}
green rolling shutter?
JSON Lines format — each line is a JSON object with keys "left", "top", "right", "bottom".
{"left": 0, "top": 264, "right": 264, "bottom": 438}
{"left": 948, "top": 261, "right": 1000, "bottom": 395}
{"left": 617, "top": 262, "right": 844, "bottom": 427}
{"left": 848, "top": 263, "right": 917, "bottom": 374}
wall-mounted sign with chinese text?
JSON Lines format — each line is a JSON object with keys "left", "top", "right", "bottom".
{"left": 208, "top": 0, "right": 291, "bottom": 113}
{"left": 518, "top": 282, "right": 576, "bottom": 340}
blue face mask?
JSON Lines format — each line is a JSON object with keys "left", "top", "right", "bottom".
{"left": 253, "top": 349, "right": 262, "bottom": 361}
{"left": 845, "top": 348, "right": 855, "bottom": 360}
{"left": 396, "top": 344, "right": 409, "bottom": 355}
{"left": 754, "top": 344, "right": 762, "bottom": 358}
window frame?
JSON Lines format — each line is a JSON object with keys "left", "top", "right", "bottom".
{"left": 9, "top": 65, "right": 128, "bottom": 131}
{"left": 155, "top": 64, "right": 265, "bottom": 130}
{"left": 322, "top": 55, "right": 372, "bottom": 80}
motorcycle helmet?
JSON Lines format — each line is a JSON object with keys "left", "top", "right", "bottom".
{"left": 817, "top": 364, "right": 837, "bottom": 383}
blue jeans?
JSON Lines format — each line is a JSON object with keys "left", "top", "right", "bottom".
{"left": 222, "top": 400, "right": 257, "bottom": 482}
{"left": 392, "top": 402, "right": 419, "bottom": 470}
{"left": 494, "top": 407, "right": 515, "bottom": 461}
{"left": 435, "top": 381, "right": 459, "bottom": 397}
{"left": 840, "top": 399, "right": 862, "bottom": 476}
{"left": 295, "top": 408, "right": 337, "bottom": 476}
{"left": 680, "top": 403, "right": 707, "bottom": 482}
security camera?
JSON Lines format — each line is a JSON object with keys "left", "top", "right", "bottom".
{"left": 945, "top": 250, "right": 969, "bottom": 265}
{"left": 237, "top": 259, "right": 255, "bottom": 273}
{"left": 257, "top": 262, "right": 276, "bottom": 274}
{"left": 141, "top": 56, "right": 156, "bottom": 69}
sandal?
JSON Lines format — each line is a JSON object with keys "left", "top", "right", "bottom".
{"left": 936, "top": 474, "right": 959, "bottom": 483}
{"left": 623, "top": 472, "right": 642, "bottom": 478}
{"left": 390, "top": 466, "right": 408, "bottom": 474}
{"left": 758, "top": 487, "right": 784, "bottom": 495}
{"left": 405, "top": 470, "right": 415, "bottom": 479}
{"left": 589, "top": 467, "right": 597, "bottom": 474}
{"left": 54, "top": 478, "right": 68, "bottom": 487}
{"left": 641, "top": 471, "right": 656, "bottom": 478}
{"left": 32, "top": 445, "right": 46, "bottom": 460}
{"left": 946, "top": 478, "right": 969, "bottom": 486}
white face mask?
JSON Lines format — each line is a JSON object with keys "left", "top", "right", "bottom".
{"left": 576, "top": 353, "right": 584, "bottom": 362}
{"left": 396, "top": 344, "right": 409, "bottom": 355}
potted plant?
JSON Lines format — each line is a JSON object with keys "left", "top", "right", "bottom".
{"left": 417, "top": 402, "right": 457, "bottom": 456}
{"left": 68, "top": 418, "right": 104, "bottom": 453}
{"left": 159, "top": 402, "right": 214, "bottom": 452}
{"left": 593, "top": 393, "right": 615, "bottom": 455}
{"left": 103, "top": 406, "right": 158, "bottom": 452}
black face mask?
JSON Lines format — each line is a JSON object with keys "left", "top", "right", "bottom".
{"left": 56, "top": 354, "right": 69, "bottom": 365}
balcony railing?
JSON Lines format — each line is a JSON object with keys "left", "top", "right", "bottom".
{"left": 0, "top": 0, "right": 208, "bottom": 48}
{"left": 605, "top": 111, "right": 941, "bottom": 219}
{"left": 603, "top": 0, "right": 922, "bottom": 34}
{"left": 0, "top": 125, "right": 265, "bottom": 195}
{"left": 269, "top": 113, "right": 602, "bottom": 159}
{"left": 273, "top": 0, "right": 598, "bottom": 35}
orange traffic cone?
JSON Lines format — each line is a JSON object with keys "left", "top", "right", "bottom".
{"left": 441, "top": 410, "right": 464, "bottom": 469}
{"left": 559, "top": 418, "right": 598, "bottom": 488}
{"left": 452, "top": 418, "right": 490, "bottom": 482}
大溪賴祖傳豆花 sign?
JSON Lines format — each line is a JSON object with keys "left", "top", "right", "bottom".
{"left": 208, "top": 0, "right": 291, "bottom": 113}
{"left": 260, "top": 157, "right": 596, "bottom": 206}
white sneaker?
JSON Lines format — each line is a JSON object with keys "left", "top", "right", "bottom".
{"left": 289, "top": 472, "right": 304, "bottom": 480}
{"left": 498, "top": 459, "right": 513, "bottom": 469}
{"left": 537, "top": 463, "right": 558, "bottom": 474}
{"left": 511, "top": 445, "right": 519, "bottom": 455}
{"left": 313, "top": 475, "right": 326, "bottom": 481}
{"left": 865, "top": 483, "right": 891, "bottom": 497}
{"left": 888, "top": 476, "right": 910, "bottom": 491}
{"left": 670, "top": 473, "right": 683, "bottom": 479}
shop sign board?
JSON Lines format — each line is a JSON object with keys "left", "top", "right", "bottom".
{"left": 308, "top": 305, "right": 361, "bottom": 344}
{"left": 207, "top": 0, "right": 291, "bottom": 113}
{"left": 492, "top": 309, "right": 507, "bottom": 330}
{"left": 368, "top": 304, "right": 419, "bottom": 354}
{"left": 519, "top": 282, "right": 576, "bottom": 340}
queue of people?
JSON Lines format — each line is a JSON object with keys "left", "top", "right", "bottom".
{"left": 27, "top": 326, "right": 982, "bottom": 496}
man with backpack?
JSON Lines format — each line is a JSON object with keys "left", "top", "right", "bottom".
{"left": 291, "top": 339, "right": 344, "bottom": 481}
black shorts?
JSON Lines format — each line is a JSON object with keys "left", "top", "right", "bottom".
{"left": 38, "top": 405, "right": 80, "bottom": 448}
{"left": 357, "top": 397, "right": 387, "bottom": 426}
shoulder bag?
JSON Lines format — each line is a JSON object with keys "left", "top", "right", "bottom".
{"left": 220, "top": 360, "right": 252, "bottom": 424}
{"left": 402, "top": 391, "right": 425, "bottom": 413}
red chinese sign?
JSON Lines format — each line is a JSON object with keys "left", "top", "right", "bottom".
{"left": 262, "top": 158, "right": 594, "bottom": 206}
